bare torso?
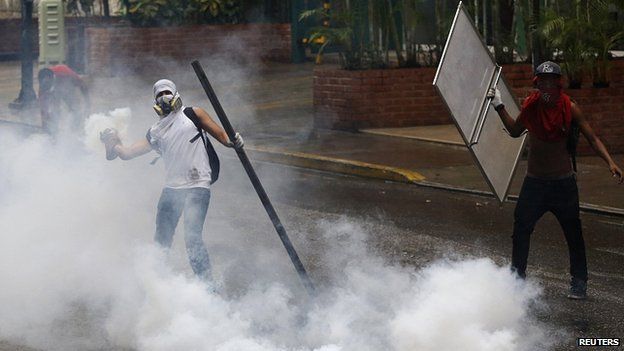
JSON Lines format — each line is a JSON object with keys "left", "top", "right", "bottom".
{"left": 526, "top": 133, "right": 573, "bottom": 178}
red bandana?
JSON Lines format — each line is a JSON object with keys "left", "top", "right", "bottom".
{"left": 518, "top": 90, "right": 572, "bottom": 142}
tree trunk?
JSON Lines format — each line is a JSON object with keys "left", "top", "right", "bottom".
{"left": 494, "top": 0, "right": 514, "bottom": 63}
{"left": 387, "top": 0, "right": 404, "bottom": 66}
{"left": 531, "top": 0, "right": 542, "bottom": 70}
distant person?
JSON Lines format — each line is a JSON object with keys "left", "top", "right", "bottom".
{"left": 488, "top": 61, "right": 622, "bottom": 300}
{"left": 99, "top": 79, "right": 243, "bottom": 285}
{"left": 38, "top": 64, "right": 89, "bottom": 136}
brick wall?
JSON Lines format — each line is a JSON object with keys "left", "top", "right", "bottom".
{"left": 0, "top": 17, "right": 126, "bottom": 72}
{"left": 566, "top": 87, "right": 624, "bottom": 154}
{"left": 85, "top": 23, "right": 291, "bottom": 76}
{"left": 313, "top": 67, "right": 445, "bottom": 131}
{"left": 611, "top": 59, "right": 624, "bottom": 88}
{"left": 314, "top": 60, "right": 624, "bottom": 153}
{"left": 0, "top": 18, "right": 31, "bottom": 58}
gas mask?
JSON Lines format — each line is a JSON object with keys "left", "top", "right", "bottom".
{"left": 152, "top": 79, "right": 183, "bottom": 117}
{"left": 153, "top": 92, "right": 182, "bottom": 117}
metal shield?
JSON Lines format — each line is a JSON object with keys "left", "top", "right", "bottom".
{"left": 432, "top": 1, "right": 526, "bottom": 203}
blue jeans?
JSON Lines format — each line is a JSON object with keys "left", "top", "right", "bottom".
{"left": 155, "top": 187, "right": 212, "bottom": 281}
{"left": 512, "top": 175, "right": 587, "bottom": 281}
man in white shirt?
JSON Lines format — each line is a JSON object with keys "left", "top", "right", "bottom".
{"left": 100, "top": 79, "right": 243, "bottom": 282}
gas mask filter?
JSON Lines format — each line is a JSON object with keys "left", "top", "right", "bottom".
{"left": 153, "top": 92, "right": 182, "bottom": 117}
{"left": 152, "top": 79, "right": 182, "bottom": 117}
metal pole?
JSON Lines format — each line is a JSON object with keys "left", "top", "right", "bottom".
{"left": 10, "top": 0, "right": 37, "bottom": 110}
{"left": 191, "top": 60, "right": 316, "bottom": 296}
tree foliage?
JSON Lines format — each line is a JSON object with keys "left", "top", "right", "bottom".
{"left": 64, "top": 0, "right": 95, "bottom": 16}
{"left": 123, "top": 0, "right": 243, "bottom": 26}
{"left": 301, "top": 0, "right": 623, "bottom": 84}
{"left": 540, "top": 0, "right": 624, "bottom": 87}
{"left": 300, "top": 0, "right": 434, "bottom": 70}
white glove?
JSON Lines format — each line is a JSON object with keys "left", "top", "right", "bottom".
{"left": 229, "top": 132, "right": 244, "bottom": 149}
{"left": 487, "top": 88, "right": 503, "bottom": 108}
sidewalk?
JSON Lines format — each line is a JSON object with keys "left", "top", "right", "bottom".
{"left": 246, "top": 127, "right": 624, "bottom": 216}
{"left": 1, "top": 60, "right": 622, "bottom": 216}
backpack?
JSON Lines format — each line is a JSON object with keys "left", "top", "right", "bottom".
{"left": 184, "top": 107, "right": 220, "bottom": 184}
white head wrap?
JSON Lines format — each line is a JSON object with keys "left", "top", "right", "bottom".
{"left": 153, "top": 79, "right": 178, "bottom": 100}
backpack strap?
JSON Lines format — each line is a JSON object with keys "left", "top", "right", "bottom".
{"left": 183, "top": 107, "right": 220, "bottom": 184}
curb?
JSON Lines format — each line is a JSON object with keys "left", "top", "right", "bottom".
{"left": 246, "top": 146, "right": 426, "bottom": 183}
{"left": 246, "top": 146, "right": 624, "bottom": 219}
{"left": 359, "top": 128, "right": 466, "bottom": 147}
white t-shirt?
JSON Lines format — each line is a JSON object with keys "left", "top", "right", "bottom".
{"left": 147, "top": 107, "right": 211, "bottom": 189}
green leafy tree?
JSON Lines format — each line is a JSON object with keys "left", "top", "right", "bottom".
{"left": 124, "top": 0, "right": 243, "bottom": 26}
{"left": 299, "top": 2, "right": 384, "bottom": 69}
{"left": 300, "top": 0, "right": 426, "bottom": 70}
{"left": 64, "top": 0, "right": 95, "bottom": 16}
{"left": 541, "top": 0, "right": 624, "bottom": 87}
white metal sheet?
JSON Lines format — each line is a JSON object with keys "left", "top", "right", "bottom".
{"left": 432, "top": 1, "right": 526, "bottom": 202}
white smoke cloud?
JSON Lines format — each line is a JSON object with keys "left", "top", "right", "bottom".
{"left": 0, "top": 115, "right": 556, "bottom": 351}
{"left": 83, "top": 107, "right": 132, "bottom": 153}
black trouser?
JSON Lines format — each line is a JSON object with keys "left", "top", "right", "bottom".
{"left": 512, "top": 175, "right": 587, "bottom": 281}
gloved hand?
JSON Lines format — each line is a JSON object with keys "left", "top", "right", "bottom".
{"left": 487, "top": 88, "right": 503, "bottom": 109}
{"left": 100, "top": 128, "right": 121, "bottom": 160}
{"left": 228, "top": 132, "right": 244, "bottom": 149}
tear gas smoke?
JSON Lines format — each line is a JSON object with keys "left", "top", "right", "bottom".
{"left": 0, "top": 118, "right": 555, "bottom": 350}
{"left": 0, "top": 32, "right": 556, "bottom": 349}
{"left": 83, "top": 108, "right": 131, "bottom": 152}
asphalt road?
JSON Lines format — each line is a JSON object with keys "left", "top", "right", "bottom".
{"left": 218, "top": 156, "right": 624, "bottom": 351}
{"left": 1, "top": 122, "right": 623, "bottom": 350}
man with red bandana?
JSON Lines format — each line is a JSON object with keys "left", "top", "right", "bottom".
{"left": 488, "top": 61, "right": 623, "bottom": 300}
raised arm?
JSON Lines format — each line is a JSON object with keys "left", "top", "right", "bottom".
{"left": 192, "top": 107, "right": 243, "bottom": 148}
{"left": 572, "top": 103, "right": 623, "bottom": 183}
{"left": 488, "top": 88, "right": 526, "bottom": 138}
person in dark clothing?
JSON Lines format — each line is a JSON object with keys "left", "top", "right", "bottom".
{"left": 38, "top": 64, "right": 89, "bottom": 136}
{"left": 488, "top": 61, "right": 622, "bottom": 300}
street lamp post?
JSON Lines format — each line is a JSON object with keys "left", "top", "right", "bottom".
{"left": 9, "top": 0, "right": 37, "bottom": 110}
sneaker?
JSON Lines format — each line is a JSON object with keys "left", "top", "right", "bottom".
{"left": 567, "top": 277, "right": 587, "bottom": 300}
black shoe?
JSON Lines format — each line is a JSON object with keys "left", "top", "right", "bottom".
{"left": 567, "top": 277, "right": 587, "bottom": 300}
{"left": 510, "top": 266, "right": 526, "bottom": 280}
